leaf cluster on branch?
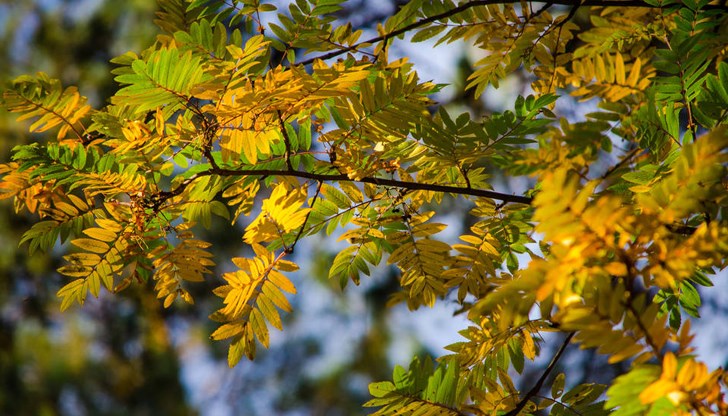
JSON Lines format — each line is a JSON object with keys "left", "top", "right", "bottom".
{"left": 2, "top": 0, "right": 728, "bottom": 414}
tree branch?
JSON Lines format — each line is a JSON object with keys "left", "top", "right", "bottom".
{"left": 296, "top": 0, "right": 727, "bottom": 67}
{"left": 153, "top": 166, "right": 703, "bottom": 238}
{"left": 505, "top": 332, "right": 575, "bottom": 416}
{"left": 198, "top": 167, "right": 533, "bottom": 204}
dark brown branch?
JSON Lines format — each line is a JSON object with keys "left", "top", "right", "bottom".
{"left": 664, "top": 223, "right": 698, "bottom": 236}
{"left": 505, "top": 332, "right": 575, "bottom": 416}
{"left": 624, "top": 296, "right": 664, "bottom": 361}
{"left": 619, "top": 253, "right": 664, "bottom": 361}
{"left": 194, "top": 167, "right": 533, "bottom": 204}
{"left": 154, "top": 167, "right": 703, "bottom": 238}
{"left": 200, "top": 113, "right": 220, "bottom": 170}
{"left": 556, "top": 3, "right": 581, "bottom": 30}
{"left": 296, "top": 0, "right": 727, "bottom": 67}
{"left": 531, "top": 1, "right": 555, "bottom": 20}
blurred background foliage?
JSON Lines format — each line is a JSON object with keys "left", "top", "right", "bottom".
{"left": 0, "top": 1, "right": 423, "bottom": 415}
{"left": 1, "top": 1, "right": 725, "bottom": 415}
{"left": 0, "top": 3, "right": 196, "bottom": 415}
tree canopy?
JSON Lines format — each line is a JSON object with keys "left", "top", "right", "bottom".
{"left": 2, "top": 0, "right": 728, "bottom": 414}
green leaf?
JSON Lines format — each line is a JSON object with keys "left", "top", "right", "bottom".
{"left": 552, "top": 373, "right": 566, "bottom": 399}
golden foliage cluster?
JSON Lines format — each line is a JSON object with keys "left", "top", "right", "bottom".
{"left": 2, "top": 0, "right": 728, "bottom": 414}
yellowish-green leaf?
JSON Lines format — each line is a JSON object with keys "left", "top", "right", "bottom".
{"left": 71, "top": 238, "right": 110, "bottom": 254}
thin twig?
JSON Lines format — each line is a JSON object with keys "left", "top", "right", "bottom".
{"left": 600, "top": 147, "right": 641, "bottom": 180}
{"left": 624, "top": 298, "right": 663, "bottom": 361}
{"left": 288, "top": 180, "right": 323, "bottom": 254}
{"left": 277, "top": 110, "right": 295, "bottom": 171}
{"left": 505, "top": 332, "right": 575, "bottom": 416}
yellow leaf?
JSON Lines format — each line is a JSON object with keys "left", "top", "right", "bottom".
{"left": 250, "top": 308, "right": 270, "bottom": 347}
{"left": 210, "top": 322, "right": 245, "bottom": 340}
{"left": 615, "top": 53, "right": 626, "bottom": 84}
{"left": 261, "top": 282, "right": 292, "bottom": 312}
{"left": 220, "top": 129, "right": 247, "bottom": 162}
{"left": 163, "top": 293, "right": 176, "bottom": 308}
{"left": 629, "top": 184, "right": 652, "bottom": 193}
{"left": 662, "top": 352, "right": 678, "bottom": 379}
{"left": 522, "top": 331, "right": 536, "bottom": 360}
{"left": 676, "top": 359, "right": 708, "bottom": 390}
{"left": 65, "top": 252, "right": 102, "bottom": 266}
{"left": 55, "top": 201, "right": 79, "bottom": 217}
{"left": 244, "top": 183, "right": 309, "bottom": 244}
{"left": 626, "top": 57, "right": 641, "bottom": 87}
{"left": 57, "top": 264, "right": 92, "bottom": 278}
{"left": 276, "top": 259, "right": 299, "bottom": 272}
{"left": 228, "top": 334, "right": 246, "bottom": 367}
{"left": 268, "top": 270, "right": 296, "bottom": 294}
{"left": 82, "top": 227, "right": 118, "bottom": 243}
{"left": 67, "top": 193, "right": 89, "bottom": 211}
{"left": 57, "top": 279, "right": 86, "bottom": 311}
{"left": 595, "top": 54, "right": 607, "bottom": 81}
{"left": 257, "top": 295, "right": 282, "bottom": 330}
{"left": 96, "top": 218, "right": 123, "bottom": 232}
{"left": 71, "top": 238, "right": 110, "bottom": 254}
{"left": 639, "top": 379, "right": 679, "bottom": 404}
{"left": 181, "top": 290, "right": 194, "bottom": 304}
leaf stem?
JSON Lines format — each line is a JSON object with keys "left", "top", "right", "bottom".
{"left": 288, "top": 180, "right": 323, "bottom": 254}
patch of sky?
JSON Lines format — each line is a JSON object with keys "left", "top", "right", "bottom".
{"left": 63, "top": 0, "right": 103, "bottom": 22}
{"left": 10, "top": 11, "right": 39, "bottom": 67}
{"left": 691, "top": 270, "right": 728, "bottom": 368}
